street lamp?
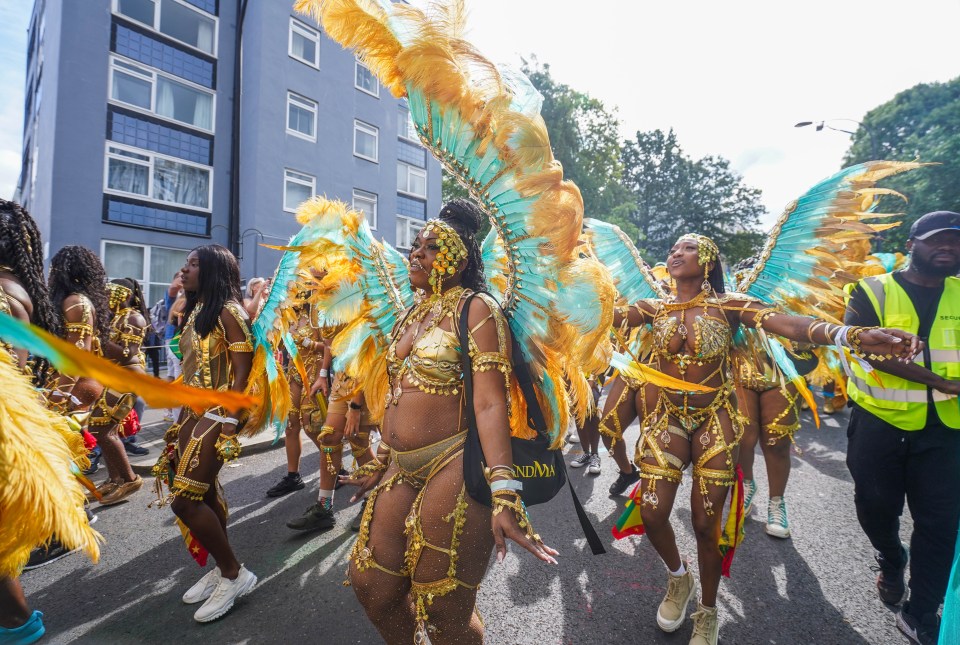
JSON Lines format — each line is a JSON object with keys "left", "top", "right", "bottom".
{"left": 795, "top": 119, "right": 879, "bottom": 160}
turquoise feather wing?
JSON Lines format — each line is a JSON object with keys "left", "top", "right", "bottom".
{"left": 584, "top": 218, "right": 665, "bottom": 303}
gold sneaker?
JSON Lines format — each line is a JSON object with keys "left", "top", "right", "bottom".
{"left": 689, "top": 602, "right": 719, "bottom": 645}
{"left": 99, "top": 476, "right": 143, "bottom": 506}
{"left": 85, "top": 480, "right": 118, "bottom": 503}
{"left": 656, "top": 563, "right": 695, "bottom": 632}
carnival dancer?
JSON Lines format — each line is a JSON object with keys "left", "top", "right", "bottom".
{"left": 162, "top": 245, "right": 260, "bottom": 623}
{"left": 844, "top": 211, "right": 960, "bottom": 645}
{"left": 266, "top": 305, "right": 324, "bottom": 498}
{"left": 611, "top": 230, "right": 921, "bottom": 645}
{"left": 286, "top": 332, "right": 376, "bottom": 532}
{"left": 85, "top": 277, "right": 149, "bottom": 506}
{"left": 340, "top": 202, "right": 558, "bottom": 644}
{"left": 0, "top": 200, "right": 99, "bottom": 643}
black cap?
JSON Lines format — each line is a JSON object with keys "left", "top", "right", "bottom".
{"left": 909, "top": 211, "right": 960, "bottom": 240}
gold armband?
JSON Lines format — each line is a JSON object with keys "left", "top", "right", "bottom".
{"left": 750, "top": 307, "right": 780, "bottom": 329}
{"left": 472, "top": 351, "right": 511, "bottom": 373}
{"left": 228, "top": 340, "right": 254, "bottom": 353}
{"left": 215, "top": 433, "right": 242, "bottom": 462}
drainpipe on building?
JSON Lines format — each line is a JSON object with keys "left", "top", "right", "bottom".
{"left": 227, "top": 0, "right": 249, "bottom": 257}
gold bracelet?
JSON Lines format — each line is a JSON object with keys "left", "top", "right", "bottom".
{"left": 215, "top": 433, "right": 242, "bottom": 462}
{"left": 491, "top": 491, "right": 541, "bottom": 542}
{"left": 350, "top": 460, "right": 387, "bottom": 479}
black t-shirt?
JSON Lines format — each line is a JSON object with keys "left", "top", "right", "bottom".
{"left": 844, "top": 270, "right": 946, "bottom": 428}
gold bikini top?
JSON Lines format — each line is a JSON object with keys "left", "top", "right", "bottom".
{"left": 650, "top": 293, "right": 733, "bottom": 371}
{"left": 385, "top": 288, "right": 511, "bottom": 405}
{"left": 180, "top": 301, "right": 253, "bottom": 392}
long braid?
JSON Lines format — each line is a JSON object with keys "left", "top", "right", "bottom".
{"left": 0, "top": 200, "right": 59, "bottom": 385}
{"left": 49, "top": 245, "right": 111, "bottom": 345}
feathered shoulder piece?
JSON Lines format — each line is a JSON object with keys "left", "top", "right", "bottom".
{"left": 0, "top": 350, "right": 101, "bottom": 576}
{"left": 295, "top": 0, "right": 616, "bottom": 445}
{"left": 734, "top": 160, "right": 923, "bottom": 323}
{"left": 293, "top": 197, "right": 413, "bottom": 415}
{"left": 583, "top": 218, "right": 665, "bottom": 303}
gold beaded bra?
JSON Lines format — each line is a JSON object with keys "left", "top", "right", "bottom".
{"left": 650, "top": 294, "right": 733, "bottom": 376}
{"left": 180, "top": 301, "right": 252, "bottom": 394}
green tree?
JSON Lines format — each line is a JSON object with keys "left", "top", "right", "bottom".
{"left": 521, "top": 60, "right": 635, "bottom": 227}
{"left": 843, "top": 77, "right": 960, "bottom": 251}
{"left": 620, "top": 129, "right": 766, "bottom": 264}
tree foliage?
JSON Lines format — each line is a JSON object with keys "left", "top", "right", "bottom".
{"left": 844, "top": 77, "right": 960, "bottom": 251}
{"left": 442, "top": 59, "right": 767, "bottom": 265}
{"left": 621, "top": 129, "right": 766, "bottom": 264}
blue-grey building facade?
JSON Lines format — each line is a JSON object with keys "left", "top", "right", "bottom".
{"left": 16, "top": 0, "right": 441, "bottom": 306}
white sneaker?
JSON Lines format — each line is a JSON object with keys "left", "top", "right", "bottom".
{"left": 570, "top": 452, "right": 591, "bottom": 468}
{"left": 193, "top": 566, "right": 256, "bottom": 622}
{"left": 587, "top": 453, "right": 602, "bottom": 475}
{"left": 765, "top": 496, "right": 791, "bottom": 539}
{"left": 566, "top": 431, "right": 580, "bottom": 444}
{"left": 182, "top": 567, "right": 221, "bottom": 604}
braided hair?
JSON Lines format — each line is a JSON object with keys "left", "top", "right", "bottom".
{"left": 49, "top": 245, "right": 111, "bottom": 344}
{"left": 110, "top": 277, "right": 151, "bottom": 320}
{"left": 0, "top": 200, "right": 59, "bottom": 384}
{"left": 181, "top": 244, "right": 243, "bottom": 338}
{"left": 438, "top": 198, "right": 487, "bottom": 293}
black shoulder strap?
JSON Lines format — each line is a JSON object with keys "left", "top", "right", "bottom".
{"left": 458, "top": 291, "right": 605, "bottom": 556}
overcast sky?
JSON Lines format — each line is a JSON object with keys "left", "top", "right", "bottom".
{"left": 1, "top": 0, "right": 957, "bottom": 227}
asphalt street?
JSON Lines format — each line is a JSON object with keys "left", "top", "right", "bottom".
{"left": 21, "top": 403, "right": 914, "bottom": 645}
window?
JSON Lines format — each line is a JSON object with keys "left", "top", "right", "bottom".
{"left": 289, "top": 19, "right": 319, "bottom": 68}
{"left": 284, "top": 169, "right": 315, "bottom": 212}
{"left": 109, "top": 56, "right": 215, "bottom": 131}
{"left": 355, "top": 59, "right": 379, "bottom": 97}
{"left": 398, "top": 108, "right": 418, "bottom": 141}
{"left": 396, "top": 215, "right": 424, "bottom": 252}
{"left": 114, "top": 0, "right": 218, "bottom": 56}
{"left": 352, "top": 189, "right": 378, "bottom": 230}
{"left": 102, "top": 240, "right": 190, "bottom": 306}
{"left": 353, "top": 120, "right": 378, "bottom": 162}
{"left": 105, "top": 142, "right": 212, "bottom": 210}
{"left": 397, "top": 162, "right": 427, "bottom": 198}
{"left": 286, "top": 92, "right": 317, "bottom": 141}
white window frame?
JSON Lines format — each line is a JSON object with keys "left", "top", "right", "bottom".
{"left": 100, "top": 239, "right": 190, "bottom": 307}
{"left": 103, "top": 141, "right": 213, "bottom": 212}
{"left": 283, "top": 168, "right": 316, "bottom": 213}
{"left": 352, "top": 189, "right": 378, "bottom": 230}
{"left": 286, "top": 91, "right": 318, "bottom": 142}
{"left": 353, "top": 120, "right": 379, "bottom": 163}
{"left": 354, "top": 58, "right": 379, "bottom": 98}
{"left": 398, "top": 109, "right": 418, "bottom": 143}
{"left": 397, "top": 161, "right": 427, "bottom": 198}
{"left": 288, "top": 18, "right": 320, "bottom": 69}
{"left": 108, "top": 54, "right": 216, "bottom": 133}
{"left": 111, "top": 0, "right": 219, "bottom": 58}
{"left": 395, "top": 215, "right": 424, "bottom": 252}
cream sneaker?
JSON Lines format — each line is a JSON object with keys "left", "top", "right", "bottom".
{"left": 689, "top": 602, "right": 719, "bottom": 645}
{"left": 765, "top": 496, "right": 791, "bottom": 539}
{"left": 193, "top": 565, "right": 257, "bottom": 623}
{"left": 182, "top": 567, "right": 221, "bottom": 604}
{"left": 656, "top": 563, "right": 695, "bottom": 632}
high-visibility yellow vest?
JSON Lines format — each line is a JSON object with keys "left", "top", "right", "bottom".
{"left": 846, "top": 273, "right": 960, "bottom": 430}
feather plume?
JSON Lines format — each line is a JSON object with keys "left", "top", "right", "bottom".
{"left": 0, "top": 351, "right": 101, "bottom": 576}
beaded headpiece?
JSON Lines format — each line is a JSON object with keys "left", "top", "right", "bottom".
{"left": 106, "top": 282, "right": 132, "bottom": 312}
{"left": 422, "top": 219, "right": 468, "bottom": 294}
{"left": 676, "top": 234, "right": 719, "bottom": 266}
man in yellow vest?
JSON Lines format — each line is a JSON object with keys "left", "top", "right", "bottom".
{"left": 845, "top": 210, "right": 960, "bottom": 645}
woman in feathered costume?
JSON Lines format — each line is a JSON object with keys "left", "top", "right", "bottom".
{"left": 0, "top": 200, "right": 99, "bottom": 644}
{"left": 611, "top": 231, "right": 920, "bottom": 644}
{"left": 339, "top": 200, "right": 558, "bottom": 644}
